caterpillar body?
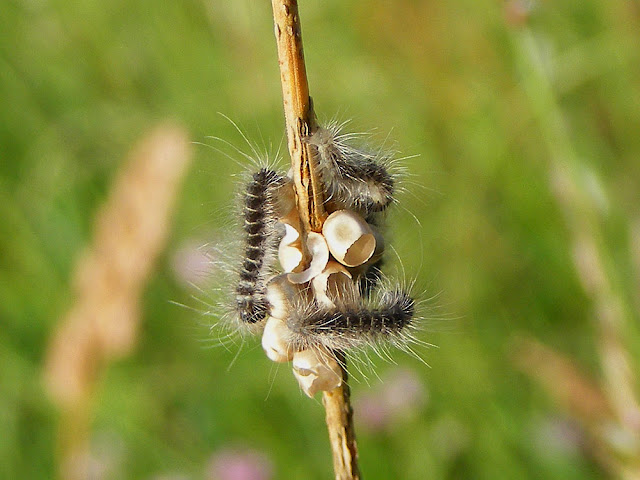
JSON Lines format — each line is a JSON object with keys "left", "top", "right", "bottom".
{"left": 307, "top": 124, "right": 396, "bottom": 216}
{"left": 235, "top": 168, "right": 287, "bottom": 324}
{"left": 288, "top": 287, "right": 416, "bottom": 352}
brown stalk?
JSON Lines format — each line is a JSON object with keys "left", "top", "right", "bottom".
{"left": 270, "top": 1, "right": 360, "bottom": 479}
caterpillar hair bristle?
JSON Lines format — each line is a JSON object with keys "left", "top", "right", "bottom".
{"left": 286, "top": 283, "right": 417, "bottom": 354}
{"left": 235, "top": 168, "right": 289, "bottom": 324}
{"left": 307, "top": 123, "right": 397, "bottom": 216}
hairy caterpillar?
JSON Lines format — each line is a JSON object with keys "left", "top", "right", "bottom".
{"left": 307, "top": 123, "right": 396, "bottom": 216}
{"left": 263, "top": 270, "right": 420, "bottom": 365}
{"left": 288, "top": 286, "right": 416, "bottom": 353}
{"left": 235, "top": 168, "right": 288, "bottom": 324}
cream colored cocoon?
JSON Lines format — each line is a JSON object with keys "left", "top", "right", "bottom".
{"left": 322, "top": 210, "right": 376, "bottom": 267}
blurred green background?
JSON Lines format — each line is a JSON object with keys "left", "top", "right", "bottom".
{"left": 2, "top": 0, "right": 639, "bottom": 479}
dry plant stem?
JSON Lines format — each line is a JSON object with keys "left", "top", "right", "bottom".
{"left": 322, "top": 354, "right": 361, "bottom": 480}
{"left": 271, "top": 0, "right": 325, "bottom": 235}
{"left": 271, "top": 1, "right": 360, "bottom": 479}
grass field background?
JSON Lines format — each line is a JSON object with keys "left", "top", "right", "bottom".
{"left": 2, "top": 1, "right": 639, "bottom": 478}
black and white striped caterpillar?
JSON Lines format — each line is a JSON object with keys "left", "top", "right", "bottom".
{"left": 235, "top": 168, "right": 287, "bottom": 324}
{"left": 306, "top": 123, "right": 396, "bottom": 216}
{"left": 287, "top": 287, "right": 416, "bottom": 353}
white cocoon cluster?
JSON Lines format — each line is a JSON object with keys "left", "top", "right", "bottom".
{"left": 292, "top": 348, "right": 342, "bottom": 398}
{"left": 278, "top": 209, "right": 304, "bottom": 273}
{"left": 368, "top": 226, "right": 385, "bottom": 265}
{"left": 260, "top": 202, "right": 383, "bottom": 396}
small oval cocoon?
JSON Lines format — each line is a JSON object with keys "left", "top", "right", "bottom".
{"left": 278, "top": 224, "right": 303, "bottom": 272}
{"left": 311, "top": 261, "right": 353, "bottom": 308}
{"left": 322, "top": 210, "right": 376, "bottom": 267}
{"left": 265, "top": 274, "right": 300, "bottom": 320}
{"left": 262, "top": 316, "right": 294, "bottom": 363}
{"left": 292, "top": 348, "right": 342, "bottom": 397}
{"left": 287, "top": 232, "right": 330, "bottom": 284}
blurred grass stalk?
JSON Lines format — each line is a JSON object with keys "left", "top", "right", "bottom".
{"left": 43, "top": 124, "right": 191, "bottom": 480}
{"left": 511, "top": 26, "right": 640, "bottom": 477}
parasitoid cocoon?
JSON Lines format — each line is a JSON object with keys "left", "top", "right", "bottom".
{"left": 278, "top": 223, "right": 303, "bottom": 273}
{"left": 367, "top": 224, "right": 385, "bottom": 264}
{"left": 292, "top": 348, "right": 342, "bottom": 397}
{"left": 265, "top": 274, "right": 300, "bottom": 320}
{"left": 322, "top": 210, "right": 376, "bottom": 267}
{"left": 311, "top": 261, "right": 353, "bottom": 308}
{"left": 262, "top": 316, "right": 294, "bottom": 362}
{"left": 287, "top": 231, "right": 330, "bottom": 284}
